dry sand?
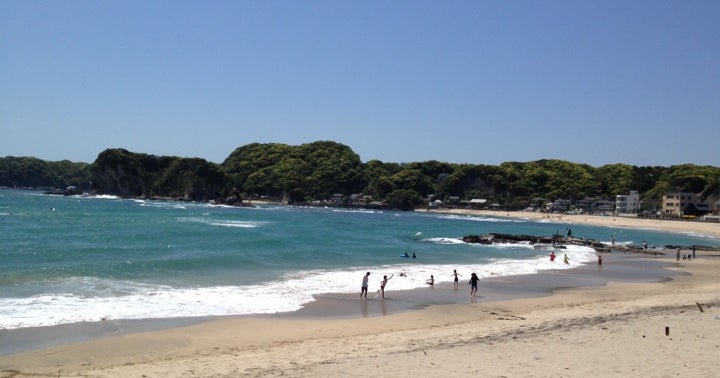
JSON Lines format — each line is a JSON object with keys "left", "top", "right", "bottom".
{"left": 428, "top": 208, "right": 720, "bottom": 238}
{"left": 2, "top": 214, "right": 720, "bottom": 378}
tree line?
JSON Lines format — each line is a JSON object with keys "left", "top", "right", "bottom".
{"left": 2, "top": 140, "right": 719, "bottom": 211}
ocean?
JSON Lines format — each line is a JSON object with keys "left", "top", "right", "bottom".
{"left": 1, "top": 189, "right": 717, "bottom": 331}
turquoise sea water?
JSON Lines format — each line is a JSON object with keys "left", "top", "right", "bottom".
{"left": 1, "top": 189, "right": 718, "bottom": 329}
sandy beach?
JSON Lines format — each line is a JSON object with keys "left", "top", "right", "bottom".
{"left": 427, "top": 208, "right": 720, "bottom": 238}
{"left": 2, "top": 214, "right": 720, "bottom": 378}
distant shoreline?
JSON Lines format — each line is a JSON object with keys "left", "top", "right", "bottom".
{"left": 9, "top": 188, "right": 720, "bottom": 239}
{"left": 249, "top": 197, "right": 720, "bottom": 239}
{"left": 419, "top": 208, "right": 720, "bottom": 238}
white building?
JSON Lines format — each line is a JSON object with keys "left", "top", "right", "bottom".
{"left": 616, "top": 190, "right": 640, "bottom": 213}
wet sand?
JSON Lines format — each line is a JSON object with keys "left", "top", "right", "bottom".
{"left": 1, "top": 209, "right": 718, "bottom": 377}
{"left": 3, "top": 251, "right": 708, "bottom": 376}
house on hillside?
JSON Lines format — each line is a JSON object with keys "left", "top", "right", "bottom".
{"left": 700, "top": 191, "right": 720, "bottom": 216}
{"left": 616, "top": 190, "right": 641, "bottom": 214}
{"left": 595, "top": 200, "right": 615, "bottom": 213}
{"left": 349, "top": 193, "right": 366, "bottom": 205}
{"left": 662, "top": 192, "right": 702, "bottom": 218}
{"left": 710, "top": 198, "right": 720, "bottom": 216}
{"left": 446, "top": 196, "right": 461, "bottom": 204}
{"left": 574, "top": 198, "right": 591, "bottom": 212}
{"left": 469, "top": 198, "right": 487, "bottom": 209}
{"left": 545, "top": 199, "right": 571, "bottom": 212}
{"left": 683, "top": 202, "right": 711, "bottom": 217}
{"left": 332, "top": 193, "right": 344, "bottom": 205}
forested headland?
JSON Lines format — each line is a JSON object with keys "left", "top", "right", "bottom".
{"left": 2, "top": 140, "right": 719, "bottom": 211}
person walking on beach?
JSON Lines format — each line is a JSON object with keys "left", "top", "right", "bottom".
{"left": 598, "top": 255, "right": 603, "bottom": 266}
{"left": 469, "top": 273, "right": 479, "bottom": 297}
{"left": 452, "top": 269, "right": 462, "bottom": 286}
{"left": 550, "top": 251, "right": 556, "bottom": 262}
{"left": 379, "top": 274, "right": 393, "bottom": 299}
{"left": 563, "top": 254, "right": 569, "bottom": 264}
{"left": 360, "top": 272, "right": 370, "bottom": 299}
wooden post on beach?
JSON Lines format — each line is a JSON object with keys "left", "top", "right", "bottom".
{"left": 665, "top": 326, "right": 669, "bottom": 336}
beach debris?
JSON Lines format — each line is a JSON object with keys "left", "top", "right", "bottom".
{"left": 665, "top": 326, "right": 669, "bottom": 336}
{"left": 696, "top": 302, "right": 704, "bottom": 312}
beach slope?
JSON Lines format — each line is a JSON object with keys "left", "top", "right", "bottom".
{"left": 2, "top": 256, "right": 719, "bottom": 378}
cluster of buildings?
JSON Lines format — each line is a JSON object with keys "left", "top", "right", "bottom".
{"left": 659, "top": 192, "right": 716, "bottom": 219}
{"left": 542, "top": 190, "right": 719, "bottom": 220}
{"left": 432, "top": 189, "right": 719, "bottom": 221}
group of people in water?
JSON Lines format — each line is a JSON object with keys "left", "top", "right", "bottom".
{"left": 548, "top": 251, "right": 570, "bottom": 264}
{"left": 360, "top": 268, "right": 483, "bottom": 300}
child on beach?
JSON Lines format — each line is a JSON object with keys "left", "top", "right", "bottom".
{"left": 563, "top": 254, "right": 569, "bottom": 264}
{"left": 426, "top": 275, "right": 434, "bottom": 286}
{"left": 378, "top": 274, "right": 393, "bottom": 299}
{"left": 452, "top": 269, "right": 461, "bottom": 286}
{"left": 469, "top": 273, "right": 479, "bottom": 297}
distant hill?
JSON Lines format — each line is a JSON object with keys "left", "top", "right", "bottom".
{"left": 2, "top": 141, "right": 719, "bottom": 211}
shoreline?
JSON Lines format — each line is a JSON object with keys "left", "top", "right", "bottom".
{"left": 3, "top": 251, "right": 713, "bottom": 376}
{"left": 2, "top": 209, "right": 719, "bottom": 376}
{"left": 0, "top": 252, "right": 676, "bottom": 356}
{"left": 420, "top": 208, "right": 720, "bottom": 238}
{"left": 2, "top": 252, "right": 718, "bottom": 377}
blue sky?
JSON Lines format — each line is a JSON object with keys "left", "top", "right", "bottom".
{"left": 2, "top": 1, "right": 718, "bottom": 167}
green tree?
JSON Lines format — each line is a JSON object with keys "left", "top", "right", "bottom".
{"left": 385, "top": 189, "right": 422, "bottom": 210}
{"left": 597, "top": 164, "right": 635, "bottom": 196}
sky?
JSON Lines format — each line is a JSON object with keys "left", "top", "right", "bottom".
{"left": 1, "top": 1, "right": 718, "bottom": 167}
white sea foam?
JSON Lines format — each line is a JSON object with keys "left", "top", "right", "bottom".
{"left": 0, "top": 283, "right": 308, "bottom": 329}
{"left": 331, "top": 209, "right": 383, "bottom": 214}
{"left": 680, "top": 232, "right": 720, "bottom": 241}
{"left": 178, "top": 217, "right": 267, "bottom": 228}
{"left": 436, "top": 214, "right": 525, "bottom": 223}
{"left": 137, "top": 201, "right": 188, "bottom": 210}
{"left": 424, "top": 237, "right": 465, "bottom": 245}
{"left": 0, "top": 245, "right": 598, "bottom": 330}
{"left": 82, "top": 194, "right": 120, "bottom": 200}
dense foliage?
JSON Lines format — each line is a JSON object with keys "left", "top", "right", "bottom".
{"left": 0, "top": 156, "right": 90, "bottom": 189}
{"left": 222, "top": 141, "right": 366, "bottom": 202}
{"left": 89, "top": 149, "right": 230, "bottom": 201}
{"left": 2, "top": 141, "right": 719, "bottom": 211}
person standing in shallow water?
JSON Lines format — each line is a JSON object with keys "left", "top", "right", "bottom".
{"left": 379, "top": 274, "right": 393, "bottom": 299}
{"left": 452, "top": 269, "right": 462, "bottom": 286}
{"left": 469, "top": 273, "right": 479, "bottom": 297}
{"left": 360, "top": 272, "right": 370, "bottom": 299}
